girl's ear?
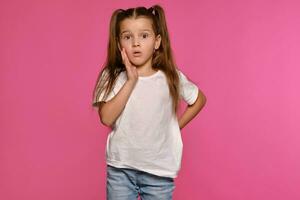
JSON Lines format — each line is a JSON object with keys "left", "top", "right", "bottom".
{"left": 155, "top": 34, "right": 161, "bottom": 50}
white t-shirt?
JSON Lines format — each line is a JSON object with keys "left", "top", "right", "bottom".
{"left": 93, "top": 69, "right": 199, "bottom": 178}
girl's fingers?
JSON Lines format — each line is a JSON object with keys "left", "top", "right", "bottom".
{"left": 122, "top": 48, "right": 132, "bottom": 70}
{"left": 123, "top": 48, "right": 130, "bottom": 65}
{"left": 121, "top": 48, "right": 138, "bottom": 80}
{"left": 121, "top": 48, "right": 126, "bottom": 64}
{"left": 121, "top": 49, "right": 128, "bottom": 69}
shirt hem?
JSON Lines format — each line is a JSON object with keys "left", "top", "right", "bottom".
{"left": 106, "top": 159, "right": 178, "bottom": 179}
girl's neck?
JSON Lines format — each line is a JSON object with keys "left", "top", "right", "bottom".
{"left": 134, "top": 60, "right": 158, "bottom": 77}
{"left": 136, "top": 66, "right": 158, "bottom": 77}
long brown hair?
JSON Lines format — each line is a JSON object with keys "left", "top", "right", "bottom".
{"left": 92, "top": 5, "right": 180, "bottom": 115}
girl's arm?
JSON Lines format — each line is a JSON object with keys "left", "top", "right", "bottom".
{"left": 99, "top": 48, "right": 138, "bottom": 127}
{"left": 98, "top": 80, "right": 136, "bottom": 127}
{"left": 178, "top": 89, "right": 206, "bottom": 130}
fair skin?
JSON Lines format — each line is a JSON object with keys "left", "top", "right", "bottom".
{"left": 99, "top": 17, "right": 206, "bottom": 128}
{"left": 118, "top": 17, "right": 161, "bottom": 77}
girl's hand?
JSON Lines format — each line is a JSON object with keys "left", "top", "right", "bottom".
{"left": 121, "top": 48, "right": 138, "bottom": 84}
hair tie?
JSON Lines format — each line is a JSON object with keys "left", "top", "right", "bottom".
{"left": 150, "top": 7, "right": 156, "bottom": 16}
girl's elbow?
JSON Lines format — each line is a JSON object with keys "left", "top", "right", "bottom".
{"left": 100, "top": 118, "right": 113, "bottom": 127}
{"left": 98, "top": 107, "right": 113, "bottom": 127}
{"left": 202, "top": 94, "right": 207, "bottom": 106}
{"left": 193, "top": 90, "right": 206, "bottom": 110}
{"left": 99, "top": 112, "right": 114, "bottom": 127}
{"left": 198, "top": 90, "right": 207, "bottom": 106}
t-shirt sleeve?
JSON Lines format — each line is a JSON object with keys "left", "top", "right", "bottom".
{"left": 92, "top": 70, "right": 124, "bottom": 107}
{"left": 177, "top": 69, "right": 199, "bottom": 105}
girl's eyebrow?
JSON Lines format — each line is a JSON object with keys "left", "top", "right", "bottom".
{"left": 120, "top": 29, "right": 152, "bottom": 35}
{"left": 139, "top": 29, "right": 152, "bottom": 32}
{"left": 120, "top": 30, "right": 130, "bottom": 35}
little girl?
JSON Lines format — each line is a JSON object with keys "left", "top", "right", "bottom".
{"left": 92, "top": 4, "right": 206, "bottom": 200}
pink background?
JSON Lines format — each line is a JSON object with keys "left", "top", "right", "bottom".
{"left": 1, "top": 0, "right": 299, "bottom": 199}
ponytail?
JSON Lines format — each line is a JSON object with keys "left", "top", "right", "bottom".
{"left": 151, "top": 5, "right": 181, "bottom": 114}
{"left": 92, "top": 9, "right": 123, "bottom": 106}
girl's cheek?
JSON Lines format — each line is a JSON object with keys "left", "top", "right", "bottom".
{"left": 121, "top": 42, "right": 130, "bottom": 49}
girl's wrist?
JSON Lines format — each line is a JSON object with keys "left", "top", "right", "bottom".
{"left": 126, "top": 79, "right": 137, "bottom": 87}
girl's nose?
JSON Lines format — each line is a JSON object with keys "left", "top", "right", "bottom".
{"left": 132, "top": 38, "right": 140, "bottom": 47}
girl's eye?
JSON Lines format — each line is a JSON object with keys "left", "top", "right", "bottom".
{"left": 123, "top": 35, "right": 131, "bottom": 40}
{"left": 142, "top": 33, "right": 149, "bottom": 38}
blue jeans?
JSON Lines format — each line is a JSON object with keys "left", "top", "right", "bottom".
{"left": 106, "top": 165, "right": 175, "bottom": 200}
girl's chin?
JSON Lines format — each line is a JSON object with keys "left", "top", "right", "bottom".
{"left": 129, "top": 59, "right": 145, "bottom": 65}
{"left": 131, "top": 63, "right": 144, "bottom": 67}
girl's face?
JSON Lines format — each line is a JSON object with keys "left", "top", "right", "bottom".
{"left": 118, "top": 17, "right": 161, "bottom": 68}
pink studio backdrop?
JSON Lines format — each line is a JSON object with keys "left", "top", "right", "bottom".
{"left": 1, "top": 0, "right": 299, "bottom": 199}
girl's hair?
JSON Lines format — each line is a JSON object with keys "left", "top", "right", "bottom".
{"left": 92, "top": 5, "right": 180, "bottom": 115}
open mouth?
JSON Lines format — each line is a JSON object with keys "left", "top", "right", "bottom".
{"left": 133, "top": 51, "right": 142, "bottom": 57}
